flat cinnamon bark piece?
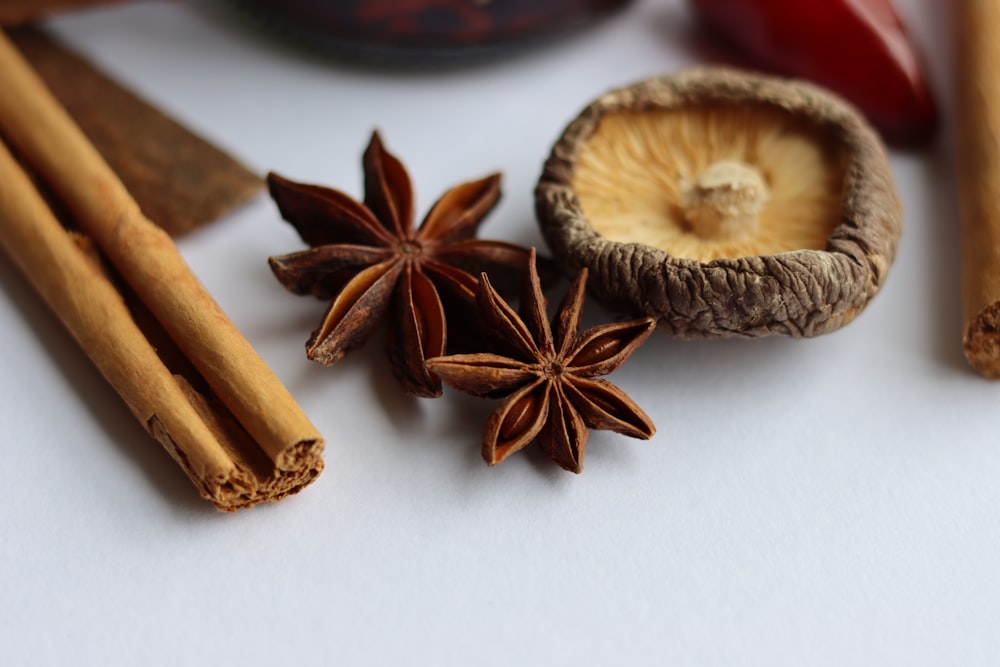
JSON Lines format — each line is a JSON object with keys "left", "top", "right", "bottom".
{"left": 0, "top": 1, "right": 129, "bottom": 27}
{"left": 0, "top": 30, "right": 324, "bottom": 511}
{"left": 10, "top": 27, "right": 263, "bottom": 238}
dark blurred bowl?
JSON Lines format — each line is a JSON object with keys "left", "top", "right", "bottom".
{"left": 238, "top": 0, "right": 632, "bottom": 64}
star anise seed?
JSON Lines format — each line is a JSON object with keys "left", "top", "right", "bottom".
{"left": 426, "top": 249, "right": 656, "bottom": 473}
{"left": 267, "top": 131, "right": 534, "bottom": 397}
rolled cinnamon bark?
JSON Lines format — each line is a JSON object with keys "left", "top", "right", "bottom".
{"left": 0, "top": 31, "right": 324, "bottom": 510}
{"left": 10, "top": 27, "right": 264, "bottom": 238}
{"left": 0, "top": 139, "right": 248, "bottom": 501}
{"left": 956, "top": 0, "right": 1000, "bottom": 378}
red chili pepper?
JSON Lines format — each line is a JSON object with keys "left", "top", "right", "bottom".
{"left": 688, "top": 0, "right": 938, "bottom": 146}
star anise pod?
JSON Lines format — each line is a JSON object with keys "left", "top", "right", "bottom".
{"left": 426, "top": 249, "right": 656, "bottom": 473}
{"left": 267, "top": 131, "right": 534, "bottom": 397}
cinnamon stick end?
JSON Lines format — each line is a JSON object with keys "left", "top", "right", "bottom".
{"left": 964, "top": 301, "right": 1000, "bottom": 379}
{"left": 205, "top": 443, "right": 325, "bottom": 513}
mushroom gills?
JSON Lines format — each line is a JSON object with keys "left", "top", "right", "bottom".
{"left": 572, "top": 106, "right": 846, "bottom": 262}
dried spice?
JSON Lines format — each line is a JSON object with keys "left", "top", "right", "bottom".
{"left": 956, "top": 0, "right": 1000, "bottom": 378}
{"left": 0, "top": 0, "right": 125, "bottom": 26}
{"left": 688, "top": 0, "right": 937, "bottom": 146}
{"left": 427, "top": 250, "right": 655, "bottom": 473}
{"left": 536, "top": 68, "right": 902, "bottom": 339}
{"left": 268, "top": 131, "right": 533, "bottom": 397}
{"left": 11, "top": 27, "right": 263, "bottom": 238}
{"left": 0, "top": 32, "right": 322, "bottom": 512}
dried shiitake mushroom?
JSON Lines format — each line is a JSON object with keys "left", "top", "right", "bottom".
{"left": 535, "top": 68, "right": 902, "bottom": 338}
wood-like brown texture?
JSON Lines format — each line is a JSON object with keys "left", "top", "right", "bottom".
{"left": 267, "top": 132, "right": 534, "bottom": 398}
{"left": 0, "top": 0, "right": 126, "bottom": 26}
{"left": 0, "top": 30, "right": 324, "bottom": 511}
{"left": 956, "top": 0, "right": 1000, "bottom": 378}
{"left": 0, "top": 139, "right": 258, "bottom": 506}
{"left": 10, "top": 27, "right": 263, "bottom": 238}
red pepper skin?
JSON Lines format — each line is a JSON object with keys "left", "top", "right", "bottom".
{"left": 688, "top": 0, "right": 938, "bottom": 146}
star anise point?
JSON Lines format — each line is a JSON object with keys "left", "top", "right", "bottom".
{"left": 267, "top": 131, "right": 534, "bottom": 397}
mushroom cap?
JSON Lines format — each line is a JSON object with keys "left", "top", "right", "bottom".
{"left": 535, "top": 68, "right": 902, "bottom": 339}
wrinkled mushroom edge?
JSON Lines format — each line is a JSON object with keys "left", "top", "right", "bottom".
{"left": 535, "top": 67, "right": 902, "bottom": 339}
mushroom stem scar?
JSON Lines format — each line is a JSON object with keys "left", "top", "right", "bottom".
{"left": 682, "top": 160, "right": 769, "bottom": 242}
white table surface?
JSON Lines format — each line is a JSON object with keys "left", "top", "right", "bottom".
{"left": 3, "top": 1, "right": 996, "bottom": 664}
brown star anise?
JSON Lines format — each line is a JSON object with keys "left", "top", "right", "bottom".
{"left": 426, "top": 249, "right": 656, "bottom": 473}
{"left": 267, "top": 131, "right": 533, "bottom": 397}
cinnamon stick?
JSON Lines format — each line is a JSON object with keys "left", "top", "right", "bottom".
{"left": 0, "top": 30, "right": 324, "bottom": 510}
{"left": 10, "top": 27, "right": 264, "bottom": 238}
{"left": 956, "top": 0, "right": 1000, "bottom": 377}
{"left": 0, "top": 139, "right": 259, "bottom": 504}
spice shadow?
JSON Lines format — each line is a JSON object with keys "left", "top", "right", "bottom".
{"left": 919, "top": 135, "right": 966, "bottom": 372}
{"left": 366, "top": 331, "right": 426, "bottom": 430}
{"left": 0, "top": 258, "right": 210, "bottom": 515}
{"left": 425, "top": 391, "right": 497, "bottom": 471}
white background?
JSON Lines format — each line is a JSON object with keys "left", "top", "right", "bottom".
{"left": 2, "top": 1, "right": 997, "bottom": 664}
